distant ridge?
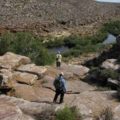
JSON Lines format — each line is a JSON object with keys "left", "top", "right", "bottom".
{"left": 0, "top": 0, "right": 120, "bottom": 35}
{"left": 96, "top": 0, "right": 120, "bottom": 3}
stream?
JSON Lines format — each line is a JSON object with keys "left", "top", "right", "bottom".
{"left": 49, "top": 34, "right": 116, "bottom": 53}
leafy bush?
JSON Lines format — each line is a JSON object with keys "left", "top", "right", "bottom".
{"left": 56, "top": 106, "right": 82, "bottom": 120}
{"left": 95, "top": 107, "right": 114, "bottom": 120}
{"left": 44, "top": 37, "right": 64, "bottom": 48}
{"left": 63, "top": 30, "right": 107, "bottom": 57}
{"left": 63, "top": 49, "right": 82, "bottom": 57}
{"left": 88, "top": 67, "right": 119, "bottom": 86}
{"left": 100, "top": 69, "right": 119, "bottom": 80}
{"left": 0, "top": 32, "right": 55, "bottom": 65}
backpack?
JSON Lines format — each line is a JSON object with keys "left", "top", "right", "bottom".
{"left": 54, "top": 76, "right": 63, "bottom": 90}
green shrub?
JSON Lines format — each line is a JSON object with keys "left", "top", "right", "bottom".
{"left": 0, "top": 32, "right": 55, "bottom": 65}
{"left": 100, "top": 69, "right": 119, "bottom": 80}
{"left": 103, "top": 20, "right": 120, "bottom": 36}
{"left": 63, "top": 49, "right": 82, "bottom": 57}
{"left": 44, "top": 37, "right": 64, "bottom": 48}
{"left": 88, "top": 67, "right": 119, "bottom": 87}
{"left": 64, "top": 35, "right": 83, "bottom": 48}
{"left": 0, "top": 32, "right": 15, "bottom": 55}
{"left": 63, "top": 30, "right": 107, "bottom": 57}
{"left": 56, "top": 106, "right": 81, "bottom": 120}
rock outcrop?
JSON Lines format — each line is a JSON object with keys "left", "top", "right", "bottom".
{"left": 17, "top": 64, "right": 47, "bottom": 78}
{"left": 0, "top": 52, "right": 31, "bottom": 69}
{"left": 0, "top": 98, "right": 34, "bottom": 120}
{"left": 13, "top": 72, "right": 38, "bottom": 85}
{"left": 0, "top": 52, "right": 120, "bottom": 120}
{"left": 101, "top": 59, "right": 119, "bottom": 70}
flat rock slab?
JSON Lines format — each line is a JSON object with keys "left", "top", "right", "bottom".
{"left": 0, "top": 95, "right": 54, "bottom": 115}
{"left": 70, "top": 91, "right": 119, "bottom": 116}
{"left": 13, "top": 72, "right": 38, "bottom": 85}
{"left": 0, "top": 52, "right": 31, "bottom": 69}
{"left": 17, "top": 64, "right": 47, "bottom": 77}
{"left": 0, "top": 100, "right": 23, "bottom": 120}
{"left": 61, "top": 64, "right": 89, "bottom": 78}
{"left": 14, "top": 83, "right": 39, "bottom": 101}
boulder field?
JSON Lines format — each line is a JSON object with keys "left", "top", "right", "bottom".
{"left": 0, "top": 52, "right": 120, "bottom": 119}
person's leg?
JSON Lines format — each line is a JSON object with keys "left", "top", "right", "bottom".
{"left": 56, "top": 61, "right": 59, "bottom": 68}
{"left": 59, "top": 62, "right": 61, "bottom": 68}
{"left": 53, "top": 91, "right": 59, "bottom": 103}
{"left": 59, "top": 92, "right": 64, "bottom": 104}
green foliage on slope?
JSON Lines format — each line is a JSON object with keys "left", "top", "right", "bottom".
{"left": 0, "top": 32, "right": 55, "bottom": 65}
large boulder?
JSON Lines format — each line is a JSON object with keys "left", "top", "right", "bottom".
{"left": 17, "top": 64, "right": 47, "bottom": 78}
{"left": 0, "top": 100, "right": 24, "bottom": 120}
{"left": 101, "top": 59, "right": 119, "bottom": 70}
{"left": 14, "top": 83, "right": 39, "bottom": 101}
{"left": 61, "top": 64, "right": 89, "bottom": 78}
{"left": 13, "top": 72, "right": 38, "bottom": 85}
{"left": 0, "top": 95, "right": 54, "bottom": 116}
{"left": 70, "top": 91, "right": 118, "bottom": 118}
{"left": 0, "top": 52, "right": 31, "bottom": 69}
{"left": 0, "top": 69, "right": 14, "bottom": 87}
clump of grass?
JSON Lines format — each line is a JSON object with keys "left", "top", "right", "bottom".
{"left": 95, "top": 107, "right": 114, "bottom": 120}
{"left": 56, "top": 106, "right": 82, "bottom": 120}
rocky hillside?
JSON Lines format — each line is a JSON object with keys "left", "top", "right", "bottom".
{"left": 0, "top": 0, "right": 120, "bottom": 35}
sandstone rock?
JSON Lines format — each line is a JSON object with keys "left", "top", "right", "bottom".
{"left": 101, "top": 59, "right": 119, "bottom": 70}
{"left": 0, "top": 52, "right": 31, "bottom": 69}
{"left": 61, "top": 64, "right": 89, "bottom": 78}
{"left": 70, "top": 91, "right": 118, "bottom": 118}
{"left": 76, "top": 104, "right": 92, "bottom": 117}
{"left": 0, "top": 100, "right": 23, "bottom": 120}
{"left": 17, "top": 64, "right": 47, "bottom": 78}
{"left": 14, "top": 83, "right": 39, "bottom": 101}
{"left": 114, "top": 105, "right": 120, "bottom": 120}
{"left": 71, "top": 102, "right": 92, "bottom": 119}
{"left": 41, "top": 75, "right": 54, "bottom": 87}
{"left": 0, "top": 69, "right": 15, "bottom": 87}
{"left": 0, "top": 95, "right": 54, "bottom": 116}
{"left": 63, "top": 71, "right": 74, "bottom": 80}
{"left": 13, "top": 72, "right": 38, "bottom": 85}
{"left": 107, "top": 78, "right": 119, "bottom": 89}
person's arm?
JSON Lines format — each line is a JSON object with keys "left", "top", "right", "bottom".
{"left": 62, "top": 79, "right": 67, "bottom": 92}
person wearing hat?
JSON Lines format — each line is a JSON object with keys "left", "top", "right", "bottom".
{"left": 56, "top": 51, "right": 62, "bottom": 68}
{"left": 53, "top": 72, "right": 66, "bottom": 104}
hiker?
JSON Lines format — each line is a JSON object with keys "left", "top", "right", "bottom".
{"left": 56, "top": 51, "right": 62, "bottom": 68}
{"left": 53, "top": 72, "right": 66, "bottom": 104}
